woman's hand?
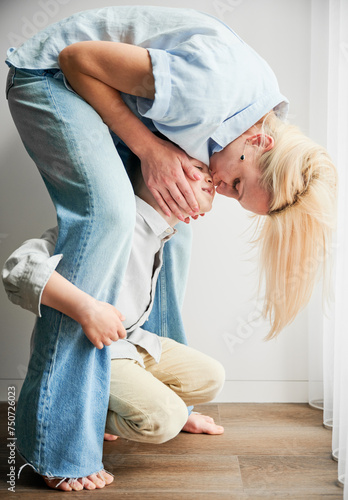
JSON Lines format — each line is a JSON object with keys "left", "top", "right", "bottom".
{"left": 140, "top": 138, "right": 201, "bottom": 220}
{"left": 78, "top": 299, "right": 127, "bottom": 350}
{"left": 59, "top": 42, "right": 202, "bottom": 219}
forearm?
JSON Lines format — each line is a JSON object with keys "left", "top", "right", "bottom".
{"left": 58, "top": 41, "right": 159, "bottom": 158}
{"left": 58, "top": 41, "right": 200, "bottom": 217}
{"left": 41, "top": 270, "right": 94, "bottom": 324}
{"left": 42, "top": 271, "right": 127, "bottom": 348}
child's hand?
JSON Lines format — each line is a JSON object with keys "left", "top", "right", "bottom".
{"left": 79, "top": 298, "right": 127, "bottom": 349}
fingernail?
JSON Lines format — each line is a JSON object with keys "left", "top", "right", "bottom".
{"left": 178, "top": 214, "right": 185, "bottom": 222}
{"left": 194, "top": 174, "right": 201, "bottom": 180}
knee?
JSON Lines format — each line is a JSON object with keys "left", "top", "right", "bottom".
{"left": 146, "top": 398, "right": 188, "bottom": 444}
{"left": 106, "top": 394, "right": 189, "bottom": 445}
{"left": 200, "top": 358, "right": 226, "bottom": 402}
{"left": 95, "top": 188, "right": 136, "bottom": 234}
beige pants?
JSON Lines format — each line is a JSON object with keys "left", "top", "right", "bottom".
{"left": 105, "top": 337, "right": 225, "bottom": 444}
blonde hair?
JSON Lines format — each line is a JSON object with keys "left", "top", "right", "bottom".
{"left": 254, "top": 112, "right": 337, "bottom": 339}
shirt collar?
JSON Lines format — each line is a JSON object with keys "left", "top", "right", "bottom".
{"left": 209, "top": 94, "right": 289, "bottom": 156}
{"left": 135, "top": 196, "right": 176, "bottom": 240}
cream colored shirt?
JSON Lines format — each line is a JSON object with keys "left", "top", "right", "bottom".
{"left": 2, "top": 197, "right": 176, "bottom": 366}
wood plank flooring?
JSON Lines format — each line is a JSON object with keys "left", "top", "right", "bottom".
{"left": 0, "top": 402, "right": 342, "bottom": 499}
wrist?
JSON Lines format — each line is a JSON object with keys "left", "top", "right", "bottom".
{"left": 131, "top": 129, "right": 162, "bottom": 161}
{"left": 70, "top": 293, "right": 97, "bottom": 326}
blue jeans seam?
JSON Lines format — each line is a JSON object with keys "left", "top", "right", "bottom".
{"left": 38, "top": 313, "right": 63, "bottom": 470}
{"left": 34, "top": 75, "right": 97, "bottom": 471}
{"left": 160, "top": 260, "right": 167, "bottom": 337}
{"left": 45, "top": 74, "right": 96, "bottom": 285}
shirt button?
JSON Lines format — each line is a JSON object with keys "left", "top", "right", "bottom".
{"left": 165, "top": 228, "right": 172, "bottom": 234}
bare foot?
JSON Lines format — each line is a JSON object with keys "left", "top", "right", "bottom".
{"left": 182, "top": 413, "right": 224, "bottom": 435}
{"left": 104, "top": 433, "right": 118, "bottom": 441}
{"left": 43, "top": 470, "right": 114, "bottom": 491}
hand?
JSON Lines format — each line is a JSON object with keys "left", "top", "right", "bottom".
{"left": 78, "top": 298, "right": 127, "bottom": 349}
{"left": 140, "top": 138, "right": 202, "bottom": 220}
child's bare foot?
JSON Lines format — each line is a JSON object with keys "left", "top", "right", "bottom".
{"left": 182, "top": 413, "right": 224, "bottom": 435}
{"left": 104, "top": 432, "right": 118, "bottom": 441}
{"left": 43, "top": 470, "right": 114, "bottom": 491}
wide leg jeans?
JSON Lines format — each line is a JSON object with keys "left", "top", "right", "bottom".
{"left": 6, "top": 66, "right": 191, "bottom": 479}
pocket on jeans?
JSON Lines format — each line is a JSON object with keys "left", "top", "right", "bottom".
{"left": 5, "top": 66, "right": 15, "bottom": 100}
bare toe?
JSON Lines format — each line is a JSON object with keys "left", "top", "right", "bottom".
{"left": 87, "top": 473, "right": 106, "bottom": 489}
{"left": 99, "top": 470, "right": 114, "bottom": 485}
{"left": 69, "top": 479, "right": 83, "bottom": 491}
{"left": 104, "top": 433, "right": 118, "bottom": 441}
{"left": 42, "top": 470, "right": 113, "bottom": 491}
{"left": 43, "top": 476, "right": 72, "bottom": 491}
{"left": 78, "top": 477, "right": 96, "bottom": 490}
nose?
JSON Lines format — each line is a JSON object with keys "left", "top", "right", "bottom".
{"left": 205, "top": 173, "right": 213, "bottom": 183}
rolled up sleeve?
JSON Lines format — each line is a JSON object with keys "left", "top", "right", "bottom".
{"left": 135, "top": 30, "right": 288, "bottom": 165}
{"left": 1, "top": 227, "right": 62, "bottom": 316}
{"left": 137, "top": 48, "right": 172, "bottom": 121}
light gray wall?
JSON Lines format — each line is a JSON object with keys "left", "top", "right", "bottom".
{"left": 0, "top": 0, "right": 312, "bottom": 401}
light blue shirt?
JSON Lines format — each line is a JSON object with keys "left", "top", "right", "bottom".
{"left": 6, "top": 5, "right": 289, "bottom": 164}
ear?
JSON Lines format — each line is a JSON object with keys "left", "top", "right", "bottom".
{"left": 248, "top": 134, "right": 274, "bottom": 153}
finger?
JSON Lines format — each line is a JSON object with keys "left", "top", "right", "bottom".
{"left": 118, "top": 325, "right": 127, "bottom": 339}
{"left": 95, "top": 340, "right": 104, "bottom": 350}
{"left": 182, "top": 162, "right": 202, "bottom": 181}
{"left": 162, "top": 184, "right": 199, "bottom": 218}
{"left": 150, "top": 187, "right": 185, "bottom": 222}
{"left": 175, "top": 180, "right": 200, "bottom": 214}
{"left": 116, "top": 309, "right": 126, "bottom": 321}
{"left": 161, "top": 188, "right": 191, "bottom": 218}
{"left": 149, "top": 187, "right": 172, "bottom": 217}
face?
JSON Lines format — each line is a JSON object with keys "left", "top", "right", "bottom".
{"left": 187, "top": 158, "right": 215, "bottom": 213}
{"left": 209, "top": 140, "right": 271, "bottom": 215}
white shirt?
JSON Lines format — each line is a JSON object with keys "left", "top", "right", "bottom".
{"left": 1, "top": 197, "right": 176, "bottom": 367}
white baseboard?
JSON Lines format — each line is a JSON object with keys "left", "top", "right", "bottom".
{"left": 213, "top": 380, "right": 309, "bottom": 403}
{"left": 0, "top": 379, "right": 309, "bottom": 403}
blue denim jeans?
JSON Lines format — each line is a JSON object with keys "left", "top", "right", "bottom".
{"left": 6, "top": 66, "right": 192, "bottom": 479}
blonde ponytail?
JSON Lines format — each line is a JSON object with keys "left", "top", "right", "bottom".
{"left": 255, "top": 113, "right": 337, "bottom": 338}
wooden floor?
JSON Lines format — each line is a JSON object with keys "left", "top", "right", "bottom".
{"left": 0, "top": 402, "right": 342, "bottom": 499}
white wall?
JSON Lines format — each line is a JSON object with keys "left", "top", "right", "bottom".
{"left": 0, "top": 0, "right": 313, "bottom": 402}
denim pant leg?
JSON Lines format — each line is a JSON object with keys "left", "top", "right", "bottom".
{"left": 7, "top": 67, "right": 136, "bottom": 478}
{"left": 142, "top": 221, "right": 192, "bottom": 345}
